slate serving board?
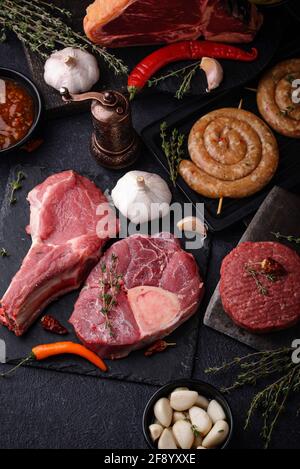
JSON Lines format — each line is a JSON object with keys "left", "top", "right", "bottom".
{"left": 24, "top": 1, "right": 282, "bottom": 115}
{"left": 0, "top": 165, "right": 211, "bottom": 386}
{"left": 204, "top": 186, "right": 300, "bottom": 351}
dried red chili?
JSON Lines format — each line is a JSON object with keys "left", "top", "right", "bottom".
{"left": 144, "top": 340, "right": 176, "bottom": 357}
{"left": 260, "top": 258, "right": 285, "bottom": 276}
{"left": 40, "top": 315, "right": 68, "bottom": 335}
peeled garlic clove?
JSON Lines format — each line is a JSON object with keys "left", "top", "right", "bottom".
{"left": 195, "top": 394, "right": 209, "bottom": 410}
{"left": 172, "top": 420, "right": 194, "bottom": 449}
{"left": 202, "top": 420, "right": 229, "bottom": 449}
{"left": 177, "top": 217, "right": 207, "bottom": 237}
{"left": 154, "top": 397, "right": 173, "bottom": 427}
{"left": 207, "top": 400, "right": 227, "bottom": 424}
{"left": 172, "top": 411, "right": 187, "bottom": 424}
{"left": 149, "top": 423, "right": 163, "bottom": 442}
{"left": 200, "top": 57, "right": 224, "bottom": 92}
{"left": 189, "top": 407, "right": 212, "bottom": 436}
{"left": 197, "top": 446, "right": 207, "bottom": 450}
{"left": 170, "top": 390, "right": 198, "bottom": 411}
{"left": 158, "top": 428, "right": 178, "bottom": 449}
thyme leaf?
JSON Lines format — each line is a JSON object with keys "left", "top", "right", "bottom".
{"left": 9, "top": 171, "right": 27, "bottom": 205}
{"left": 272, "top": 232, "right": 300, "bottom": 244}
{"left": 0, "top": 247, "right": 9, "bottom": 257}
{"left": 99, "top": 254, "right": 124, "bottom": 337}
{"left": 160, "top": 122, "right": 185, "bottom": 187}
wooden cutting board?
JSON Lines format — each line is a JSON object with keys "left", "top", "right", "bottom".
{"left": 204, "top": 186, "right": 300, "bottom": 351}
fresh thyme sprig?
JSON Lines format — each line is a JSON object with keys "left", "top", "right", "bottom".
{"left": 99, "top": 254, "right": 123, "bottom": 337}
{"left": 9, "top": 171, "right": 27, "bottom": 205}
{"left": 160, "top": 122, "right": 185, "bottom": 187}
{"left": 0, "top": 0, "right": 128, "bottom": 76}
{"left": 206, "top": 347, "right": 300, "bottom": 448}
{"left": 272, "top": 232, "right": 300, "bottom": 244}
{"left": 176, "top": 62, "right": 201, "bottom": 100}
{"left": 148, "top": 61, "right": 201, "bottom": 99}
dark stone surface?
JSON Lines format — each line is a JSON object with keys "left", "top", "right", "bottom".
{"left": 0, "top": 8, "right": 299, "bottom": 449}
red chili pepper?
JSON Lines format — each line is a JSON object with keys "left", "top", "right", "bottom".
{"left": 128, "top": 41, "right": 258, "bottom": 99}
{"left": 0, "top": 342, "right": 108, "bottom": 378}
{"left": 41, "top": 315, "right": 68, "bottom": 335}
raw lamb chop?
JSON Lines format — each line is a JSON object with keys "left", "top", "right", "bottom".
{"left": 84, "top": 0, "right": 263, "bottom": 47}
{"left": 0, "top": 171, "right": 115, "bottom": 336}
{"left": 70, "top": 233, "right": 204, "bottom": 359}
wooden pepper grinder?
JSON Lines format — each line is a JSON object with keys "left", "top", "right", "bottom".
{"left": 60, "top": 87, "right": 141, "bottom": 169}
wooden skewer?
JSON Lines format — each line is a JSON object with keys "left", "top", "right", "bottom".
{"left": 244, "top": 87, "right": 258, "bottom": 93}
{"left": 217, "top": 97, "right": 244, "bottom": 216}
{"left": 217, "top": 197, "right": 224, "bottom": 216}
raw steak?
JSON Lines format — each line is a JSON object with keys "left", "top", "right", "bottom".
{"left": 220, "top": 242, "right": 300, "bottom": 333}
{"left": 84, "top": 0, "right": 263, "bottom": 47}
{"left": 70, "top": 233, "right": 204, "bottom": 359}
{"left": 0, "top": 171, "right": 115, "bottom": 336}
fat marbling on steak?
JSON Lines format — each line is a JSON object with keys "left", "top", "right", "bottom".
{"left": 0, "top": 171, "right": 115, "bottom": 336}
{"left": 220, "top": 242, "right": 300, "bottom": 333}
{"left": 84, "top": 0, "right": 263, "bottom": 47}
{"left": 70, "top": 233, "right": 204, "bottom": 359}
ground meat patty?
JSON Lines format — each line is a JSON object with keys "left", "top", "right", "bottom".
{"left": 220, "top": 242, "right": 300, "bottom": 333}
{"left": 257, "top": 59, "right": 300, "bottom": 138}
{"left": 179, "top": 108, "right": 279, "bottom": 199}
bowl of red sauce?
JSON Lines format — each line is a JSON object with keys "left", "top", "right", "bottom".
{"left": 0, "top": 68, "right": 42, "bottom": 154}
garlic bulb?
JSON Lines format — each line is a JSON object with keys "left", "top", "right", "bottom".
{"left": 200, "top": 58, "right": 224, "bottom": 92}
{"left": 44, "top": 47, "right": 100, "bottom": 93}
{"left": 111, "top": 171, "right": 172, "bottom": 225}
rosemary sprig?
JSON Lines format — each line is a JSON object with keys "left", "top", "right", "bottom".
{"left": 160, "top": 122, "right": 185, "bottom": 187}
{"left": 148, "top": 61, "right": 201, "bottom": 99}
{"left": 206, "top": 347, "right": 300, "bottom": 448}
{"left": 9, "top": 171, "right": 27, "bottom": 205}
{"left": 99, "top": 254, "right": 123, "bottom": 337}
{"left": 0, "top": 247, "right": 9, "bottom": 257}
{"left": 272, "top": 232, "right": 300, "bottom": 244}
{"left": 0, "top": 0, "right": 128, "bottom": 76}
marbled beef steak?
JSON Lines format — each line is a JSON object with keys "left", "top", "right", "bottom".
{"left": 220, "top": 242, "right": 300, "bottom": 333}
{"left": 84, "top": 0, "right": 263, "bottom": 47}
{"left": 0, "top": 171, "right": 112, "bottom": 336}
{"left": 70, "top": 233, "right": 204, "bottom": 359}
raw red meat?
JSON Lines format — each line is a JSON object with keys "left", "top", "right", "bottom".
{"left": 70, "top": 233, "right": 204, "bottom": 359}
{"left": 220, "top": 242, "right": 300, "bottom": 333}
{"left": 84, "top": 0, "right": 263, "bottom": 47}
{"left": 0, "top": 171, "right": 115, "bottom": 336}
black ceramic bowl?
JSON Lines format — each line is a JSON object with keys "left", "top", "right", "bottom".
{"left": 143, "top": 379, "right": 234, "bottom": 450}
{"left": 0, "top": 68, "right": 42, "bottom": 155}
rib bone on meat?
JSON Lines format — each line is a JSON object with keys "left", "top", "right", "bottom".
{"left": 0, "top": 171, "right": 115, "bottom": 336}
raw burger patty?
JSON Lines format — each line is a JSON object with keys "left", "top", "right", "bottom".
{"left": 220, "top": 242, "right": 300, "bottom": 333}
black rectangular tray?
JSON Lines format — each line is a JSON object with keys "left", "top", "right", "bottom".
{"left": 141, "top": 88, "right": 300, "bottom": 232}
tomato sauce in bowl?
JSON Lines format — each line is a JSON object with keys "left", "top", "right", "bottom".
{"left": 0, "top": 78, "right": 35, "bottom": 151}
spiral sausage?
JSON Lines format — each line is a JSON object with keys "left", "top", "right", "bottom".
{"left": 179, "top": 108, "right": 279, "bottom": 199}
{"left": 257, "top": 59, "right": 300, "bottom": 138}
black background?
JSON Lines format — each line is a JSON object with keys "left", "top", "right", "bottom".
{"left": 0, "top": 2, "right": 299, "bottom": 449}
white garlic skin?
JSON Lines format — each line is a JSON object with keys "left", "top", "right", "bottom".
{"left": 111, "top": 171, "right": 172, "bottom": 225}
{"left": 44, "top": 47, "right": 100, "bottom": 93}
{"left": 200, "top": 57, "right": 224, "bottom": 92}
